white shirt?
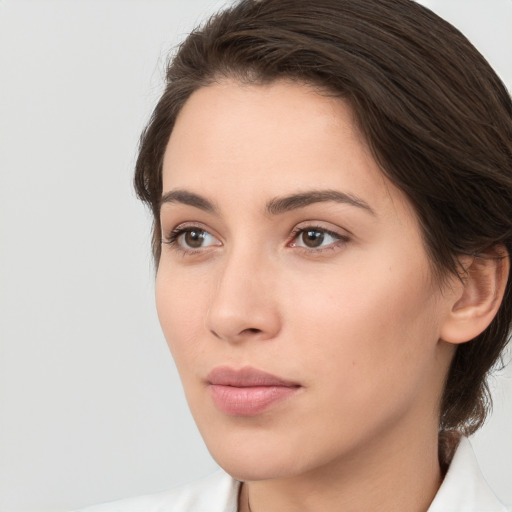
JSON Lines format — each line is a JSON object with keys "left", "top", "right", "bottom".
{"left": 76, "top": 438, "right": 510, "bottom": 512}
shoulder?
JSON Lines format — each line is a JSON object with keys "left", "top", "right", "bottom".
{"left": 428, "top": 437, "right": 511, "bottom": 512}
{"left": 74, "top": 470, "right": 240, "bottom": 512}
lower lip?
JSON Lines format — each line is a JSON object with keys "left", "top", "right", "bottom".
{"left": 209, "top": 384, "right": 300, "bottom": 416}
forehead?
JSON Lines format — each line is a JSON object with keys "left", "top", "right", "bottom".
{"left": 164, "top": 80, "right": 361, "bottom": 169}
{"left": 161, "top": 79, "right": 413, "bottom": 222}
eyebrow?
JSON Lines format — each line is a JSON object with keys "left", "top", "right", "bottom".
{"left": 160, "top": 188, "right": 375, "bottom": 216}
{"left": 266, "top": 189, "right": 375, "bottom": 216}
{"left": 160, "top": 189, "right": 217, "bottom": 213}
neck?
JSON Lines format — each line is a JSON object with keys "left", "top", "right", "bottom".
{"left": 239, "top": 421, "right": 442, "bottom": 512}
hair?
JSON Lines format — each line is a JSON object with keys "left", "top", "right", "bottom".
{"left": 134, "top": 0, "right": 512, "bottom": 438}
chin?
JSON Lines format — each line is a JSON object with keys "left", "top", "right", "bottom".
{"left": 215, "top": 453, "right": 303, "bottom": 483}
{"left": 202, "top": 426, "right": 321, "bottom": 482}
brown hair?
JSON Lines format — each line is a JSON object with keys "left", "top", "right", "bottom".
{"left": 134, "top": 0, "right": 512, "bottom": 436}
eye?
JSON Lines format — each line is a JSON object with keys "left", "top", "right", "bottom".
{"left": 290, "top": 226, "right": 347, "bottom": 250}
{"left": 163, "top": 226, "right": 221, "bottom": 252}
{"left": 180, "top": 228, "right": 217, "bottom": 249}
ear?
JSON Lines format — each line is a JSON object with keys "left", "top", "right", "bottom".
{"left": 440, "top": 245, "right": 510, "bottom": 345}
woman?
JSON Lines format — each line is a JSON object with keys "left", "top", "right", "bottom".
{"left": 80, "top": 0, "right": 512, "bottom": 510}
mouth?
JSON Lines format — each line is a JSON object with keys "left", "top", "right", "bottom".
{"left": 206, "top": 366, "right": 302, "bottom": 416}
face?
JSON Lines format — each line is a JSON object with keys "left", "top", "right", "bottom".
{"left": 156, "top": 80, "right": 457, "bottom": 481}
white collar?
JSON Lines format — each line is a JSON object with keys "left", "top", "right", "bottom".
{"left": 428, "top": 437, "right": 509, "bottom": 511}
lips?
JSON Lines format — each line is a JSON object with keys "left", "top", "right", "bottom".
{"left": 206, "top": 366, "right": 301, "bottom": 416}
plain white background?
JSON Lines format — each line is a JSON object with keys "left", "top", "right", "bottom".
{"left": 0, "top": 1, "right": 511, "bottom": 511}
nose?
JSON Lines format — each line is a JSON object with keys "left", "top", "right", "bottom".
{"left": 205, "top": 250, "right": 281, "bottom": 343}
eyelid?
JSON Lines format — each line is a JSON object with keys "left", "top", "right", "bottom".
{"left": 161, "top": 222, "right": 222, "bottom": 253}
{"left": 160, "top": 220, "right": 350, "bottom": 256}
{"left": 288, "top": 223, "right": 350, "bottom": 252}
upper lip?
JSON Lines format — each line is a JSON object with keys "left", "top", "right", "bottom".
{"left": 206, "top": 366, "right": 300, "bottom": 388}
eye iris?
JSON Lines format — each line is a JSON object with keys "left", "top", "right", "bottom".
{"left": 184, "top": 229, "right": 205, "bottom": 248}
{"left": 302, "top": 230, "right": 324, "bottom": 248}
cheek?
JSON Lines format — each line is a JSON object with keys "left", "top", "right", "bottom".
{"left": 155, "top": 267, "right": 210, "bottom": 367}
{"left": 276, "top": 269, "right": 443, "bottom": 461}
{"left": 284, "top": 252, "right": 441, "bottom": 393}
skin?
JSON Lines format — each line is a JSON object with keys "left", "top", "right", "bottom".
{"left": 156, "top": 80, "right": 466, "bottom": 512}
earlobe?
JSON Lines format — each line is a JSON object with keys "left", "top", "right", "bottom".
{"left": 440, "top": 246, "right": 510, "bottom": 345}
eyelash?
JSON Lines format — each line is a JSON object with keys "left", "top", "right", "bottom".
{"left": 288, "top": 225, "right": 350, "bottom": 253}
{"left": 162, "top": 224, "right": 349, "bottom": 255}
{"left": 162, "top": 224, "right": 218, "bottom": 256}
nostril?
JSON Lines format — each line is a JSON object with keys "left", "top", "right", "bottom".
{"left": 243, "top": 328, "right": 262, "bottom": 335}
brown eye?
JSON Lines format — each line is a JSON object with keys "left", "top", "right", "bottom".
{"left": 163, "top": 226, "right": 221, "bottom": 253}
{"left": 183, "top": 229, "right": 207, "bottom": 248}
{"left": 292, "top": 227, "right": 344, "bottom": 250}
{"left": 301, "top": 230, "right": 325, "bottom": 248}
